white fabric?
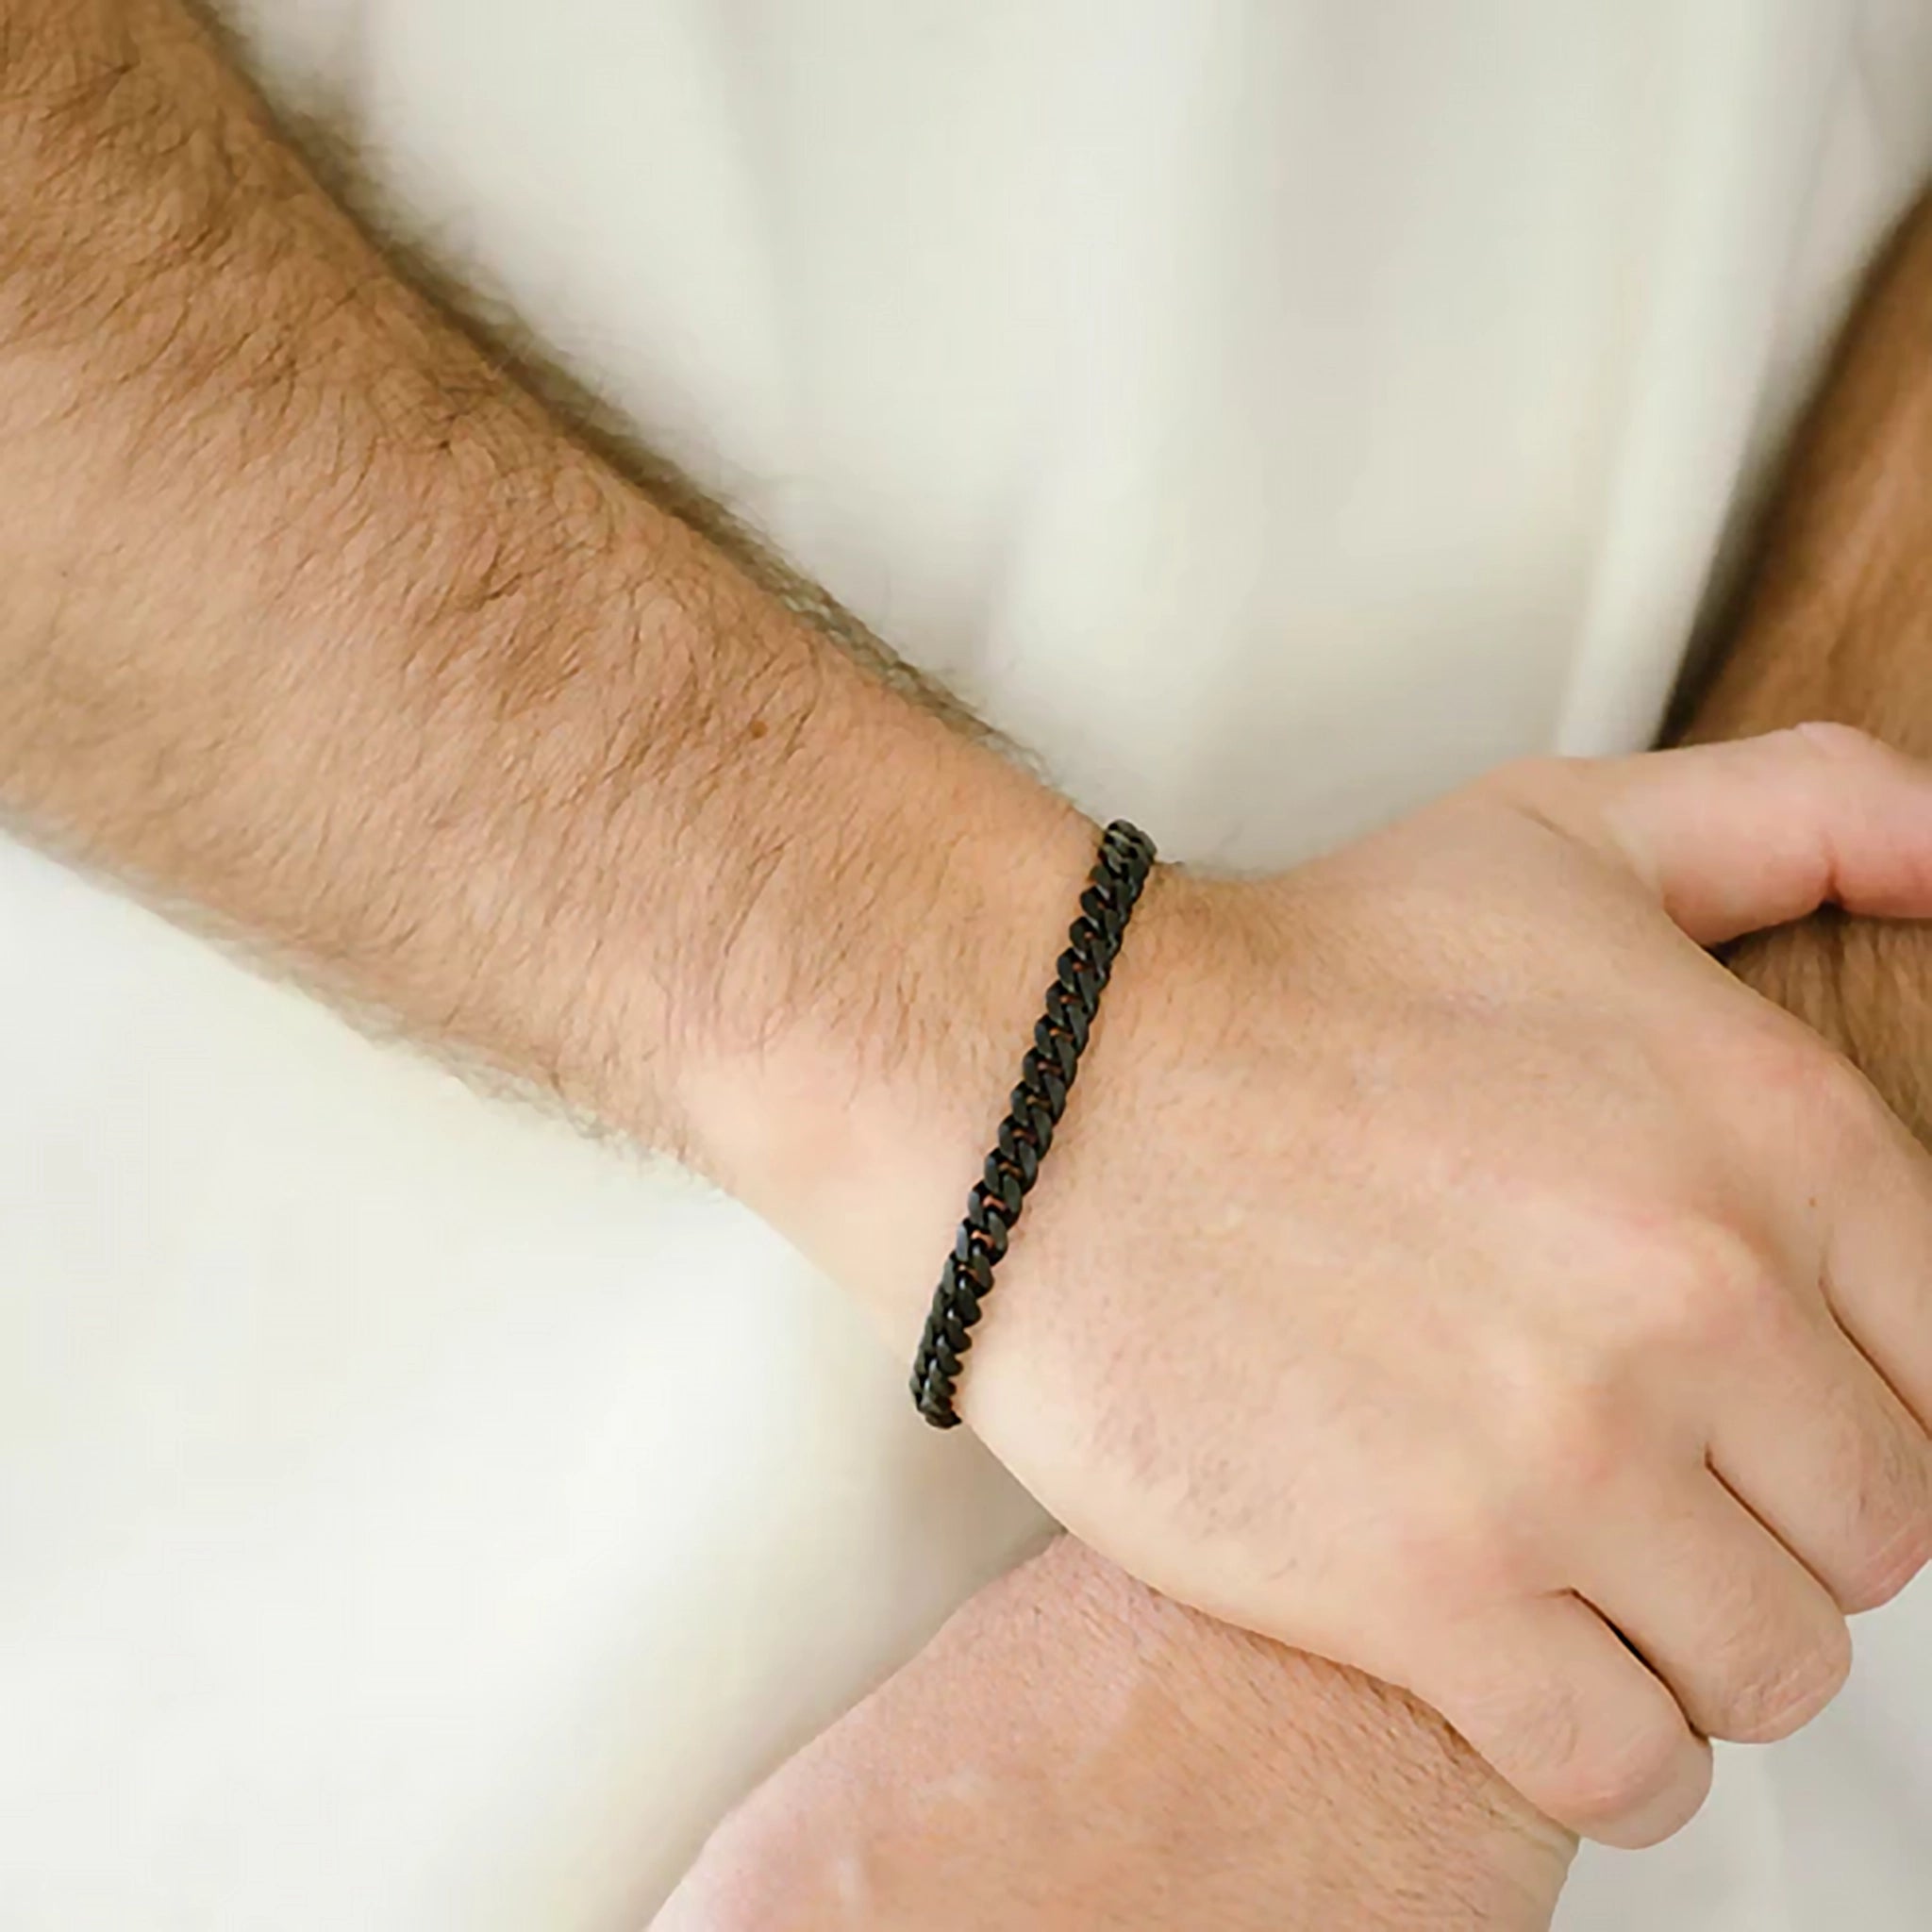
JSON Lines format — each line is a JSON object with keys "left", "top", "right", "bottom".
{"left": 8, "top": 1, "right": 1932, "bottom": 1924}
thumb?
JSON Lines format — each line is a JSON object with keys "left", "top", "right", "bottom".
{"left": 1523, "top": 724, "right": 1932, "bottom": 946}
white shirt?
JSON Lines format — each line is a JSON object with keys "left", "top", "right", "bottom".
{"left": 7, "top": 3, "right": 1932, "bottom": 1925}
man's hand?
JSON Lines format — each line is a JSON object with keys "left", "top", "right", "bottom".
{"left": 8, "top": 0, "right": 1932, "bottom": 1857}
{"left": 652, "top": 1538, "right": 1574, "bottom": 1932}
{"left": 840, "top": 724, "right": 1932, "bottom": 1850}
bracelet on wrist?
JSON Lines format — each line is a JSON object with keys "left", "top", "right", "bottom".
{"left": 910, "top": 819, "right": 1157, "bottom": 1427}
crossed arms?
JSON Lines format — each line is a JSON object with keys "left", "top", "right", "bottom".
{"left": 8, "top": 5, "right": 1932, "bottom": 1925}
{"left": 658, "top": 188, "right": 1932, "bottom": 1928}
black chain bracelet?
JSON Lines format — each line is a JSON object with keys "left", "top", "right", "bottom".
{"left": 910, "top": 819, "right": 1158, "bottom": 1427}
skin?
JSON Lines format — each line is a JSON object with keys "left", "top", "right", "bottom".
{"left": 659, "top": 189, "right": 1932, "bottom": 1929}
{"left": 8, "top": 0, "right": 1932, "bottom": 1879}
{"left": 1682, "top": 186, "right": 1932, "bottom": 1141}
{"left": 654, "top": 1536, "right": 1574, "bottom": 1932}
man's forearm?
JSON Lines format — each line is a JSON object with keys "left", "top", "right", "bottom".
{"left": 658, "top": 1537, "right": 1574, "bottom": 1932}
{"left": 1683, "top": 192, "right": 1932, "bottom": 759}
{"left": 1678, "top": 188, "right": 1932, "bottom": 1136}
{"left": 0, "top": 0, "right": 1094, "bottom": 1335}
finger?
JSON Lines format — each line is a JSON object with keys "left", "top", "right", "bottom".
{"left": 1569, "top": 1469, "right": 1850, "bottom": 1744}
{"left": 1729, "top": 1060, "right": 1932, "bottom": 1607}
{"left": 1726, "top": 1254, "right": 1932, "bottom": 1613}
{"left": 1823, "top": 1100, "right": 1932, "bottom": 1450}
{"left": 1523, "top": 724, "right": 1932, "bottom": 943}
{"left": 1410, "top": 1593, "right": 1711, "bottom": 1848}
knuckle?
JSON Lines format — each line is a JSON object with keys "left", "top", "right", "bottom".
{"left": 1709, "top": 1621, "right": 1851, "bottom": 1743}
{"left": 1491, "top": 1674, "right": 1585, "bottom": 1790}
{"left": 1805, "top": 1042, "right": 1872, "bottom": 1114}
{"left": 1809, "top": 1055, "right": 1888, "bottom": 1147}
{"left": 1640, "top": 1217, "right": 1779, "bottom": 1355}
{"left": 1490, "top": 1370, "right": 1629, "bottom": 1502}
{"left": 1809, "top": 1397, "right": 1932, "bottom": 1613}
{"left": 1840, "top": 1511, "right": 1932, "bottom": 1613}
{"left": 1535, "top": 1389, "right": 1627, "bottom": 1496}
{"left": 1545, "top": 1709, "right": 1687, "bottom": 1830}
{"left": 1387, "top": 1491, "right": 1530, "bottom": 1603}
{"left": 1734, "top": 1024, "right": 1879, "bottom": 1141}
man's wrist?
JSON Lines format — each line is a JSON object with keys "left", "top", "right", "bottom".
{"left": 660, "top": 1536, "right": 1574, "bottom": 1932}
{"left": 667, "top": 736, "right": 1102, "bottom": 1342}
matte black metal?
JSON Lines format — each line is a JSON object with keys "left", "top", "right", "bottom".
{"left": 910, "top": 819, "right": 1157, "bottom": 1428}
